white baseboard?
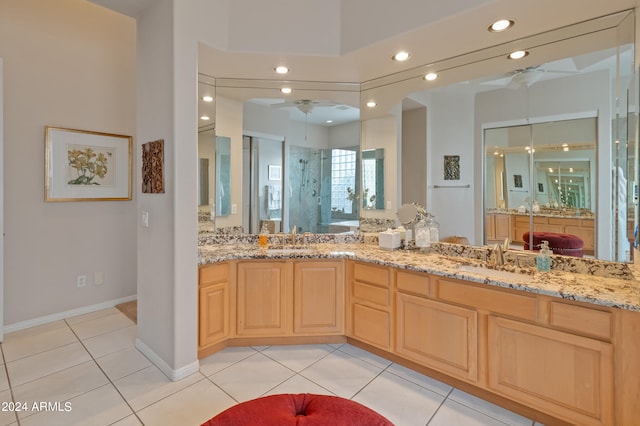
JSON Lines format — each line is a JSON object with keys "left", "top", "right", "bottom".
{"left": 135, "top": 338, "right": 200, "bottom": 382}
{"left": 3, "top": 294, "right": 137, "bottom": 334}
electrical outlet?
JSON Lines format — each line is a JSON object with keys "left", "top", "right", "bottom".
{"left": 77, "top": 275, "right": 87, "bottom": 288}
{"left": 231, "top": 204, "right": 237, "bottom": 214}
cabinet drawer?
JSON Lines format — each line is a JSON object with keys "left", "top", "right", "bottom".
{"left": 397, "top": 271, "right": 430, "bottom": 297}
{"left": 437, "top": 279, "right": 537, "bottom": 321}
{"left": 352, "top": 303, "right": 390, "bottom": 349}
{"left": 353, "top": 281, "right": 390, "bottom": 307}
{"left": 199, "top": 263, "right": 229, "bottom": 286}
{"left": 548, "top": 217, "right": 577, "bottom": 226}
{"left": 581, "top": 219, "right": 595, "bottom": 228}
{"left": 550, "top": 302, "right": 612, "bottom": 339}
{"left": 353, "top": 262, "right": 389, "bottom": 288}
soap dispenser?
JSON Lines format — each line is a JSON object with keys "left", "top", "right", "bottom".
{"left": 536, "top": 240, "right": 551, "bottom": 272}
{"left": 258, "top": 223, "right": 270, "bottom": 248}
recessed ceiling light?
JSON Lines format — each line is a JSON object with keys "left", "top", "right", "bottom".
{"left": 366, "top": 101, "right": 377, "bottom": 108}
{"left": 392, "top": 51, "right": 410, "bottom": 62}
{"left": 508, "top": 50, "right": 528, "bottom": 60}
{"left": 200, "top": 115, "right": 210, "bottom": 121}
{"left": 201, "top": 95, "right": 213, "bottom": 102}
{"left": 326, "top": 120, "right": 333, "bottom": 124}
{"left": 274, "top": 66, "right": 289, "bottom": 74}
{"left": 488, "top": 19, "right": 514, "bottom": 32}
{"left": 424, "top": 72, "right": 438, "bottom": 81}
{"left": 280, "top": 87, "right": 292, "bottom": 94}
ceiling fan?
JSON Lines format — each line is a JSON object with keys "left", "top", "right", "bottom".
{"left": 271, "top": 99, "right": 337, "bottom": 114}
{"left": 483, "top": 65, "right": 581, "bottom": 89}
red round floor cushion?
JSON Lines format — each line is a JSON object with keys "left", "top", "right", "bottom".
{"left": 202, "top": 393, "right": 393, "bottom": 426}
{"left": 523, "top": 231, "right": 584, "bottom": 257}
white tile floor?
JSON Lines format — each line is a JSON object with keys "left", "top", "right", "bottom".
{"left": 0, "top": 308, "right": 546, "bottom": 425}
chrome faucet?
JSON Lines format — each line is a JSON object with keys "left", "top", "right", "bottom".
{"left": 290, "top": 225, "right": 297, "bottom": 245}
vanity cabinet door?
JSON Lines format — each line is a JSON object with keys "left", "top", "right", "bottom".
{"left": 199, "top": 283, "right": 229, "bottom": 347}
{"left": 237, "top": 261, "right": 291, "bottom": 336}
{"left": 487, "top": 213, "right": 512, "bottom": 244}
{"left": 293, "top": 260, "right": 344, "bottom": 334}
{"left": 396, "top": 293, "right": 478, "bottom": 382}
{"left": 198, "top": 263, "right": 230, "bottom": 350}
{"left": 494, "top": 214, "right": 512, "bottom": 241}
{"left": 488, "top": 316, "right": 613, "bottom": 426}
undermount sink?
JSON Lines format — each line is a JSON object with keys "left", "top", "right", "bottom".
{"left": 265, "top": 246, "right": 315, "bottom": 255}
{"left": 456, "top": 264, "right": 533, "bottom": 282}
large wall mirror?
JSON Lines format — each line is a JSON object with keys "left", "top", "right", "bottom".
{"left": 484, "top": 117, "right": 597, "bottom": 255}
{"left": 198, "top": 78, "right": 361, "bottom": 234}
{"left": 359, "top": 9, "right": 636, "bottom": 262}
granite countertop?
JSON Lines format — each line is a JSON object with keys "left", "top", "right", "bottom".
{"left": 199, "top": 243, "right": 640, "bottom": 312}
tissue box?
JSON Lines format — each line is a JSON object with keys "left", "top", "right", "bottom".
{"left": 378, "top": 229, "right": 401, "bottom": 250}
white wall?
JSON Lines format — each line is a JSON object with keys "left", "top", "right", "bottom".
{"left": 136, "top": 0, "right": 181, "bottom": 374}
{"left": 329, "top": 121, "right": 360, "bottom": 149}
{"left": 426, "top": 92, "right": 476, "bottom": 243}
{"left": 0, "top": 0, "right": 137, "bottom": 326}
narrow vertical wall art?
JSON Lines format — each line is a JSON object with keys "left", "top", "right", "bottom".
{"left": 142, "top": 139, "right": 165, "bottom": 193}
{"left": 444, "top": 155, "right": 460, "bottom": 180}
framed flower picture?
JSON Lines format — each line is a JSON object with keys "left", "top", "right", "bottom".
{"left": 45, "top": 126, "right": 132, "bottom": 201}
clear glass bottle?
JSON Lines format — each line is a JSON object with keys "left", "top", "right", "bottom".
{"left": 414, "top": 217, "right": 430, "bottom": 248}
{"left": 258, "top": 223, "right": 269, "bottom": 248}
{"left": 426, "top": 214, "right": 440, "bottom": 244}
{"left": 536, "top": 240, "right": 551, "bottom": 272}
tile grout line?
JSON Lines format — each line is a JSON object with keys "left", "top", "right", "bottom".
{"left": 64, "top": 317, "right": 145, "bottom": 426}
{"left": 425, "top": 386, "right": 454, "bottom": 425}
{"left": 259, "top": 343, "right": 346, "bottom": 397}
{"left": 0, "top": 344, "right": 20, "bottom": 426}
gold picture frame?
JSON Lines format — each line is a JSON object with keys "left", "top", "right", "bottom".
{"left": 45, "top": 126, "right": 132, "bottom": 201}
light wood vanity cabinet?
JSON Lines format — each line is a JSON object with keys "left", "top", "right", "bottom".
{"left": 347, "top": 261, "right": 392, "bottom": 350}
{"left": 485, "top": 213, "right": 512, "bottom": 244}
{"left": 199, "top": 256, "right": 639, "bottom": 425}
{"left": 394, "top": 270, "right": 617, "bottom": 426}
{"left": 198, "top": 263, "right": 230, "bottom": 351}
{"left": 488, "top": 316, "right": 613, "bottom": 426}
{"left": 237, "top": 260, "right": 291, "bottom": 336}
{"left": 294, "top": 260, "right": 344, "bottom": 335}
{"left": 236, "top": 259, "right": 345, "bottom": 336}
{"left": 396, "top": 292, "right": 478, "bottom": 382}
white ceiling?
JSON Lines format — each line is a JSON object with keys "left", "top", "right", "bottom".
{"left": 88, "top": 0, "right": 638, "bottom": 126}
{"left": 89, "top": 0, "right": 638, "bottom": 83}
